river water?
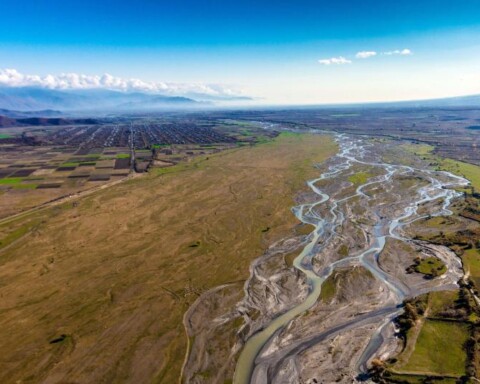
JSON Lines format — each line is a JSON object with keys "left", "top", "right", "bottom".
{"left": 233, "top": 133, "right": 469, "bottom": 384}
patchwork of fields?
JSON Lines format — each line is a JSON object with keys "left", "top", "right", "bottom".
{"left": 0, "top": 144, "right": 132, "bottom": 218}
{"left": 0, "top": 119, "right": 250, "bottom": 218}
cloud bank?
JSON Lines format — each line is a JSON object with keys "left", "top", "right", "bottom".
{"left": 318, "top": 56, "right": 352, "bottom": 65}
{"left": 0, "top": 68, "right": 242, "bottom": 98}
{"left": 355, "top": 51, "right": 377, "bottom": 59}
{"left": 383, "top": 48, "right": 412, "bottom": 56}
{"left": 319, "top": 48, "right": 413, "bottom": 66}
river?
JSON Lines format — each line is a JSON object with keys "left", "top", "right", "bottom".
{"left": 233, "top": 133, "right": 469, "bottom": 384}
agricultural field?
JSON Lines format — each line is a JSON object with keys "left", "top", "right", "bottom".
{"left": 38, "top": 122, "right": 235, "bottom": 149}
{"left": 0, "top": 144, "right": 132, "bottom": 218}
{"left": 0, "top": 118, "right": 264, "bottom": 217}
{"left": 383, "top": 289, "right": 476, "bottom": 383}
{"left": 400, "top": 320, "right": 468, "bottom": 376}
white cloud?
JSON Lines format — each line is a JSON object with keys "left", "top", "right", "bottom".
{"left": 318, "top": 56, "right": 352, "bottom": 65}
{"left": 383, "top": 48, "right": 413, "bottom": 56}
{"left": 355, "top": 51, "right": 377, "bottom": 59}
{"left": 0, "top": 68, "right": 242, "bottom": 97}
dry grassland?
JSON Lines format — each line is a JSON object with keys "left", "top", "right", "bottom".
{"left": 0, "top": 133, "right": 336, "bottom": 383}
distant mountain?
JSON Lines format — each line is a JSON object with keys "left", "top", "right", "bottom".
{"left": 0, "top": 115, "right": 98, "bottom": 128}
{"left": 407, "top": 93, "right": 480, "bottom": 108}
{"left": 360, "top": 93, "right": 480, "bottom": 109}
{"left": 0, "top": 108, "right": 63, "bottom": 118}
{"left": 0, "top": 87, "right": 200, "bottom": 112}
{"left": 0, "top": 115, "right": 16, "bottom": 127}
{"left": 182, "top": 92, "right": 253, "bottom": 102}
{"left": 317, "top": 93, "right": 480, "bottom": 109}
{"left": 117, "top": 94, "right": 205, "bottom": 110}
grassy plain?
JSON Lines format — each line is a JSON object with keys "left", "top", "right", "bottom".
{"left": 414, "top": 257, "right": 446, "bottom": 276}
{"left": 0, "top": 133, "right": 336, "bottom": 383}
{"left": 463, "top": 248, "right": 480, "bottom": 288}
{"left": 348, "top": 171, "right": 373, "bottom": 186}
{"left": 402, "top": 143, "right": 480, "bottom": 190}
{"left": 320, "top": 275, "right": 336, "bottom": 302}
{"left": 400, "top": 320, "right": 468, "bottom": 376}
{"left": 427, "top": 290, "right": 460, "bottom": 317}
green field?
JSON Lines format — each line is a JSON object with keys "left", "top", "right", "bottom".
{"left": 414, "top": 257, "right": 446, "bottom": 276}
{"left": 384, "top": 373, "right": 458, "bottom": 384}
{"left": 0, "top": 133, "right": 12, "bottom": 139}
{"left": 400, "top": 319, "right": 468, "bottom": 376}
{"left": 348, "top": 171, "right": 373, "bottom": 186}
{"left": 319, "top": 275, "right": 336, "bottom": 302}
{"left": 463, "top": 248, "right": 480, "bottom": 287}
{"left": 440, "top": 158, "right": 480, "bottom": 191}
{"left": 427, "top": 290, "right": 459, "bottom": 317}
{"left": 0, "top": 178, "right": 38, "bottom": 190}
{"left": 11, "top": 184, "right": 38, "bottom": 190}
{"left": 403, "top": 143, "right": 434, "bottom": 157}
{"left": 423, "top": 216, "right": 452, "bottom": 229}
{"left": 402, "top": 143, "right": 480, "bottom": 190}
{"left": 0, "top": 177, "right": 24, "bottom": 185}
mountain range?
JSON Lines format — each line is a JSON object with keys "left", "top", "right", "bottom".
{"left": 0, "top": 87, "right": 204, "bottom": 112}
{"left": 0, "top": 86, "right": 478, "bottom": 113}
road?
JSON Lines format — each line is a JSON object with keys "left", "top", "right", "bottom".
{"left": 129, "top": 123, "right": 136, "bottom": 172}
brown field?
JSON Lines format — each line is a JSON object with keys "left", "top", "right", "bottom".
{"left": 0, "top": 133, "right": 336, "bottom": 383}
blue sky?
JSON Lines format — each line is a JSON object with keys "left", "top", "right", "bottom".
{"left": 1, "top": 0, "right": 480, "bottom": 104}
